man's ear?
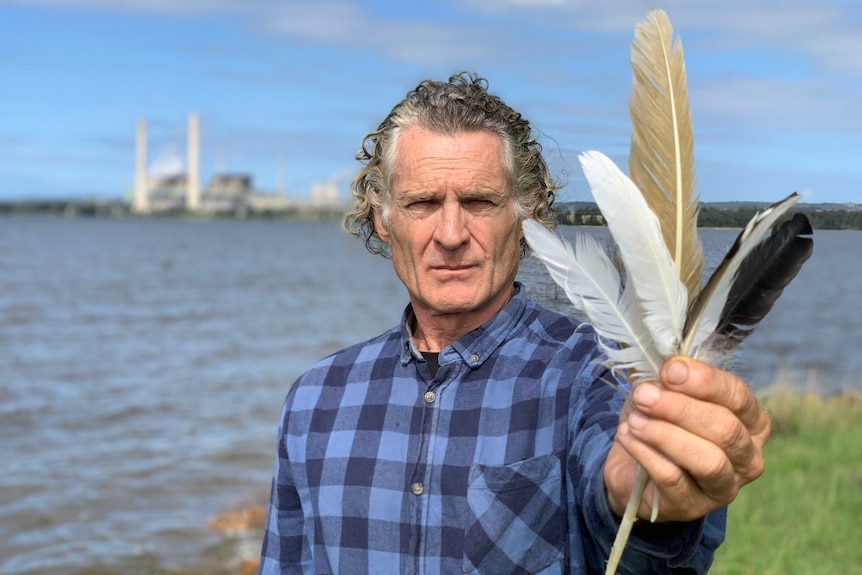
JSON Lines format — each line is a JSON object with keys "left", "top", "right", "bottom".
{"left": 373, "top": 209, "right": 391, "bottom": 244}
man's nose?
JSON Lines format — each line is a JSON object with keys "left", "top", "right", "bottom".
{"left": 433, "top": 202, "right": 470, "bottom": 249}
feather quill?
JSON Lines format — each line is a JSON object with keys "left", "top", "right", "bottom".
{"left": 629, "top": 9, "right": 703, "bottom": 301}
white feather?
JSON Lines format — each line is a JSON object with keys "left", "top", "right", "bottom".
{"left": 682, "top": 193, "right": 803, "bottom": 356}
{"left": 522, "top": 219, "right": 663, "bottom": 382}
{"left": 579, "top": 151, "right": 688, "bottom": 357}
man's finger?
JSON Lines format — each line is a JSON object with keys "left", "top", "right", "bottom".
{"left": 630, "top": 383, "right": 764, "bottom": 477}
{"left": 659, "top": 357, "right": 771, "bottom": 443}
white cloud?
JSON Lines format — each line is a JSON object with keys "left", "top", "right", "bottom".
{"left": 465, "top": 1, "right": 862, "bottom": 73}
{"left": 4, "top": 0, "right": 233, "bottom": 16}
{"left": 691, "top": 74, "right": 862, "bottom": 133}
{"left": 255, "top": 1, "right": 367, "bottom": 42}
{"left": 257, "top": 2, "right": 501, "bottom": 66}
{"left": 148, "top": 145, "right": 184, "bottom": 177}
{"left": 15, "top": 1, "right": 859, "bottom": 74}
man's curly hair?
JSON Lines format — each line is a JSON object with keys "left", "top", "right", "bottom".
{"left": 343, "top": 72, "right": 559, "bottom": 257}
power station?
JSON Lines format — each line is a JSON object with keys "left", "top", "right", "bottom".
{"left": 132, "top": 114, "right": 333, "bottom": 215}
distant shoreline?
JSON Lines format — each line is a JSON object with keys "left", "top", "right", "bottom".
{"left": 0, "top": 199, "right": 349, "bottom": 222}
{"left": 3, "top": 199, "right": 862, "bottom": 230}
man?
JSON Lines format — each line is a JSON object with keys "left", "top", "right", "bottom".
{"left": 259, "top": 73, "right": 770, "bottom": 574}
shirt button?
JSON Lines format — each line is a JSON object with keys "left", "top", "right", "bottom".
{"left": 470, "top": 354, "right": 479, "bottom": 363}
{"left": 424, "top": 391, "right": 436, "bottom": 404}
{"left": 411, "top": 482, "right": 424, "bottom": 496}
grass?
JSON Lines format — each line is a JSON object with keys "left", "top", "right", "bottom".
{"left": 710, "top": 385, "right": 862, "bottom": 574}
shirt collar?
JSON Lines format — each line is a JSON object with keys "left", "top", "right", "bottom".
{"left": 399, "top": 282, "right": 529, "bottom": 369}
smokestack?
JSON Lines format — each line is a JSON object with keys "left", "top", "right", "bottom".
{"left": 187, "top": 113, "right": 200, "bottom": 211}
{"left": 134, "top": 119, "right": 148, "bottom": 213}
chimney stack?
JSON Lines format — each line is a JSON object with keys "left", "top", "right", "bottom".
{"left": 133, "top": 119, "right": 149, "bottom": 213}
{"left": 187, "top": 114, "right": 200, "bottom": 211}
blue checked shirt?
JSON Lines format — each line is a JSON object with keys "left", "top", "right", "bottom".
{"left": 259, "top": 284, "right": 725, "bottom": 574}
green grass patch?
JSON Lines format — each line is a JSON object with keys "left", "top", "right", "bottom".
{"left": 711, "top": 387, "right": 862, "bottom": 574}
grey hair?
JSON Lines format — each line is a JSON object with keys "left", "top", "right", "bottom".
{"left": 343, "top": 72, "right": 559, "bottom": 257}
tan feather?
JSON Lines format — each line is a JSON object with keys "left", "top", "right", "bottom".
{"left": 628, "top": 8, "right": 704, "bottom": 301}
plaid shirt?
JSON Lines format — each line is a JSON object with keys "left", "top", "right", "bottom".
{"left": 259, "top": 284, "right": 725, "bottom": 574}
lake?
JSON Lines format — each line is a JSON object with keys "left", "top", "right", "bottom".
{"left": 1, "top": 216, "right": 858, "bottom": 574}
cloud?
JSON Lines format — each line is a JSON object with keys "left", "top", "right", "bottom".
{"left": 14, "top": 1, "right": 860, "bottom": 75}
{"left": 691, "top": 74, "right": 862, "bottom": 133}
{"left": 148, "top": 145, "right": 185, "bottom": 177}
{"left": 664, "top": 3, "right": 862, "bottom": 77}
{"left": 255, "top": 2, "right": 502, "bottom": 66}
{"left": 5, "top": 0, "right": 244, "bottom": 16}
{"left": 9, "top": 0, "right": 507, "bottom": 66}
{"left": 464, "top": 1, "right": 862, "bottom": 74}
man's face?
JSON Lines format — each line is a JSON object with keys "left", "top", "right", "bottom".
{"left": 375, "top": 127, "right": 524, "bottom": 328}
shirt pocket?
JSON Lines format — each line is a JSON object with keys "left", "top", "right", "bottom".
{"left": 463, "top": 453, "right": 564, "bottom": 575}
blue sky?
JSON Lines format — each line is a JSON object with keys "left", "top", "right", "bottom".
{"left": 2, "top": 0, "right": 860, "bottom": 204}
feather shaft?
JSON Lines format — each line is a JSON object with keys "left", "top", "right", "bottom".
{"left": 606, "top": 467, "right": 649, "bottom": 575}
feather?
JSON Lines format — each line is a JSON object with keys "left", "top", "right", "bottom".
{"left": 522, "top": 219, "right": 663, "bottom": 382}
{"left": 579, "top": 150, "right": 687, "bottom": 358}
{"left": 707, "top": 211, "right": 813, "bottom": 353}
{"left": 629, "top": 9, "right": 703, "bottom": 301}
{"left": 527, "top": 10, "right": 814, "bottom": 575}
{"left": 543, "top": 157, "right": 812, "bottom": 574}
{"left": 682, "top": 193, "right": 803, "bottom": 356}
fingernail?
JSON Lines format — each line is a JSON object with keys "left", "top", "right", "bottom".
{"left": 629, "top": 410, "right": 649, "bottom": 430}
{"left": 634, "top": 384, "right": 660, "bottom": 407}
{"left": 618, "top": 421, "right": 630, "bottom": 437}
{"left": 666, "top": 360, "right": 689, "bottom": 385}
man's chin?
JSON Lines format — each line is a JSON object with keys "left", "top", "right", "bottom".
{"left": 420, "top": 291, "right": 482, "bottom": 316}
{"left": 426, "top": 300, "right": 478, "bottom": 316}
{"left": 421, "top": 289, "right": 499, "bottom": 318}
{"left": 421, "top": 280, "right": 516, "bottom": 314}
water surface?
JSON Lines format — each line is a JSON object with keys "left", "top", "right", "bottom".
{"left": 1, "top": 217, "right": 857, "bottom": 573}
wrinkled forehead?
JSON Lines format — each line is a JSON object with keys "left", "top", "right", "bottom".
{"left": 387, "top": 125, "right": 513, "bottom": 182}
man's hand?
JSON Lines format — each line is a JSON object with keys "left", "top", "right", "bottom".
{"left": 604, "top": 357, "right": 771, "bottom": 522}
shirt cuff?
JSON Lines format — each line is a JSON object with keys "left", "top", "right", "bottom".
{"left": 587, "top": 474, "right": 709, "bottom": 570}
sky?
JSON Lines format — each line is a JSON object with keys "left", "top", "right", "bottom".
{"left": 1, "top": 0, "right": 860, "bottom": 205}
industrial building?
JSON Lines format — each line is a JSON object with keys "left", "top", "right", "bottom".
{"left": 132, "top": 114, "right": 310, "bottom": 215}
